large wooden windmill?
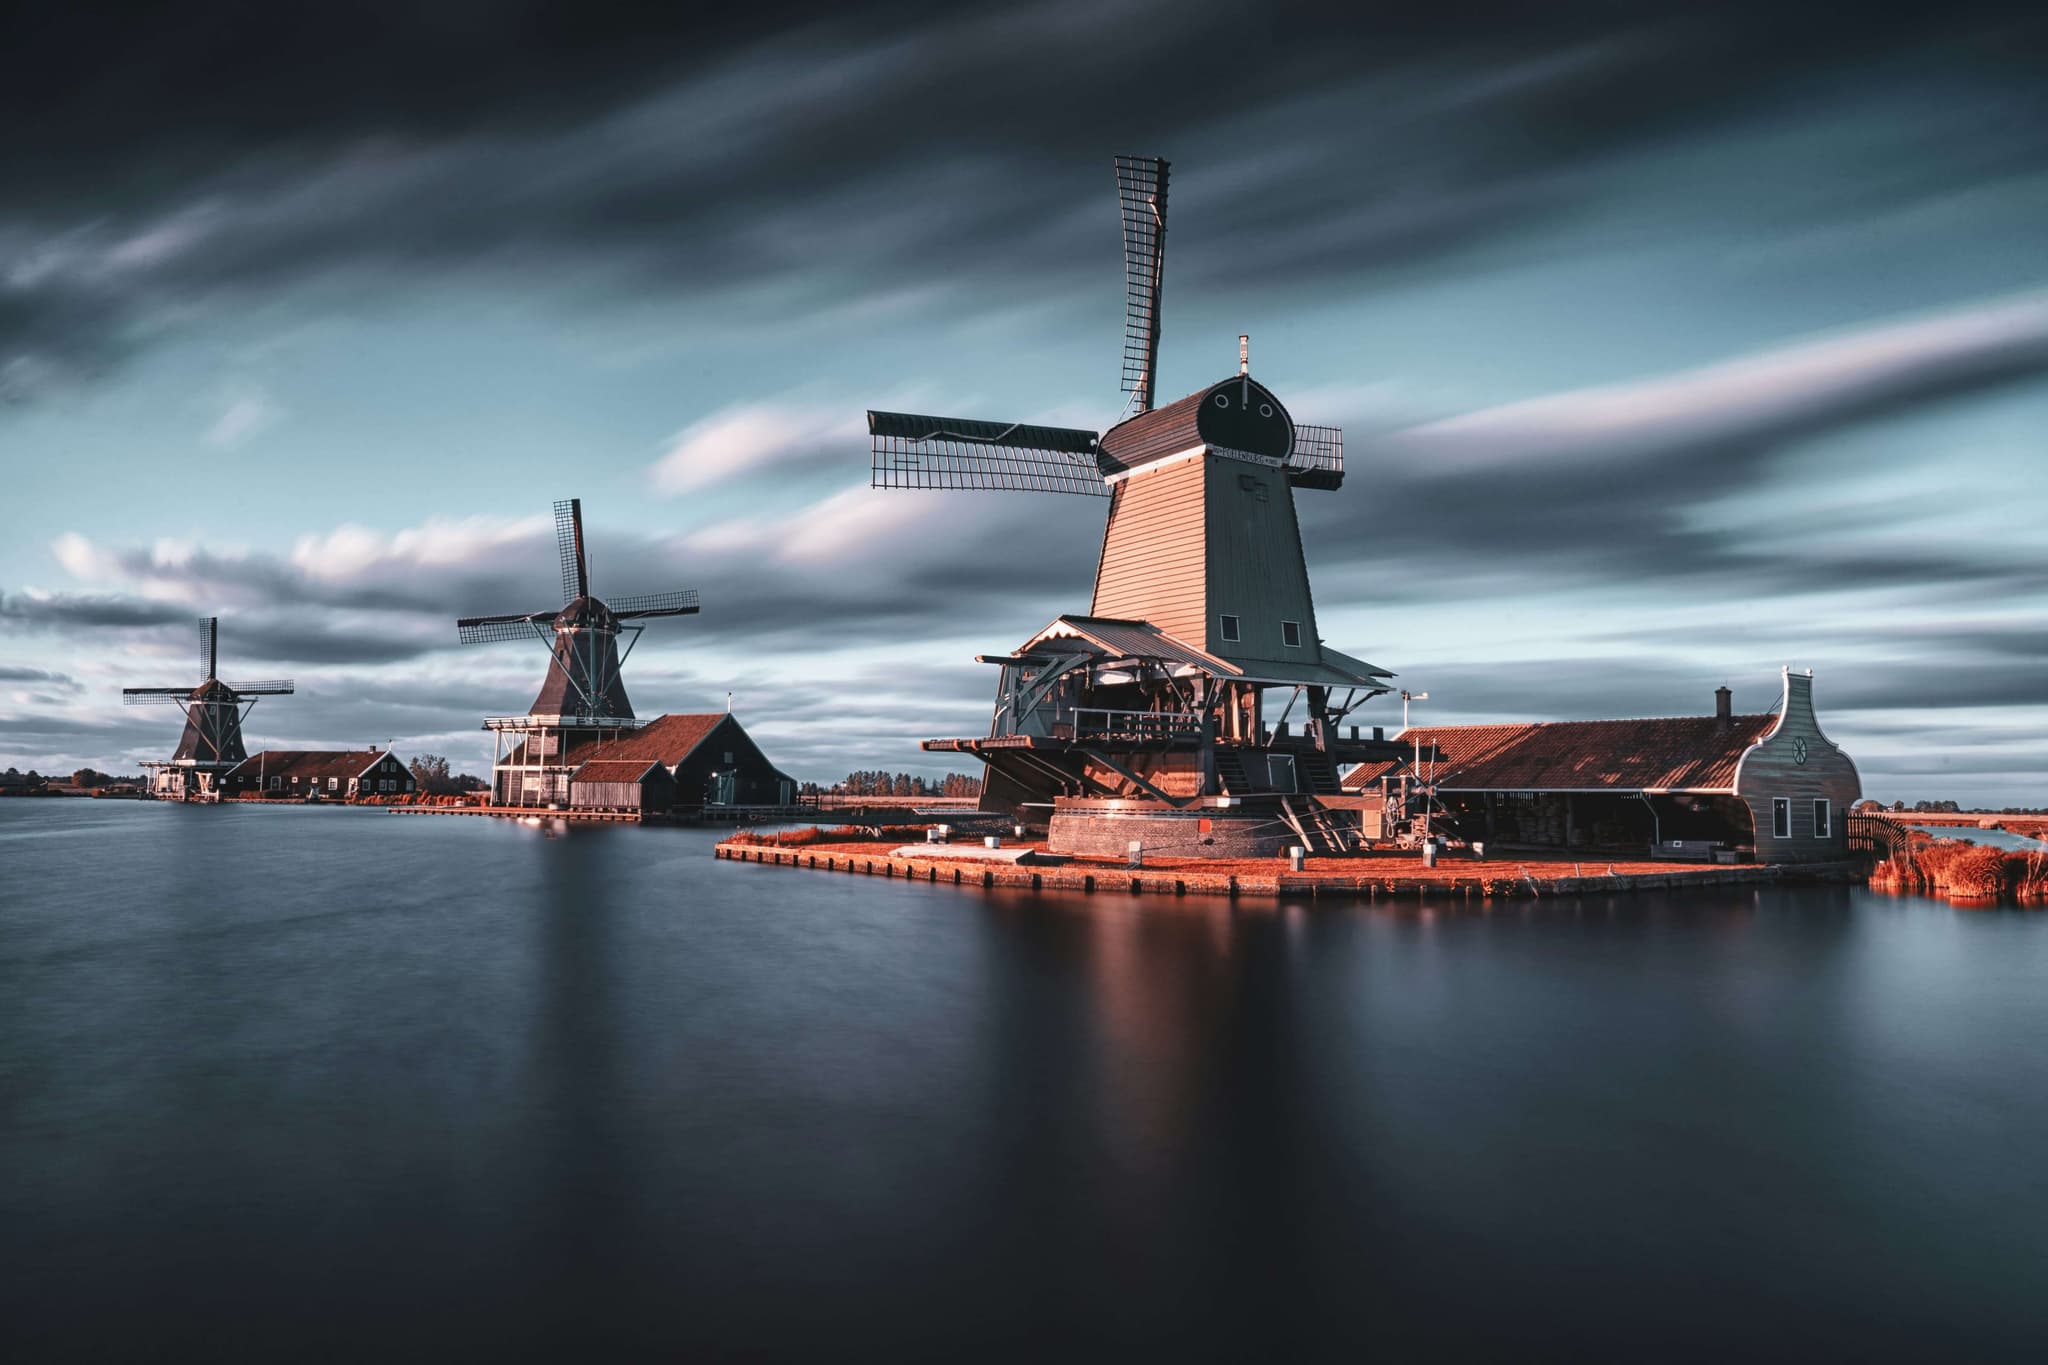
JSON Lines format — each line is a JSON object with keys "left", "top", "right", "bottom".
{"left": 866, "top": 155, "right": 1412, "bottom": 856}
{"left": 124, "top": 617, "right": 294, "bottom": 801}
{"left": 457, "top": 498, "right": 699, "bottom": 806}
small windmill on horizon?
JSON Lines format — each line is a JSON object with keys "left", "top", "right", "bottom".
{"left": 456, "top": 497, "right": 699, "bottom": 807}
{"left": 863, "top": 154, "right": 1409, "bottom": 856}
{"left": 123, "top": 617, "right": 294, "bottom": 802}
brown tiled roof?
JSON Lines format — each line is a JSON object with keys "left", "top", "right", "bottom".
{"left": 577, "top": 713, "right": 731, "bottom": 765}
{"left": 229, "top": 750, "right": 401, "bottom": 782}
{"left": 1344, "top": 715, "right": 1776, "bottom": 792}
{"left": 571, "top": 759, "right": 664, "bottom": 781}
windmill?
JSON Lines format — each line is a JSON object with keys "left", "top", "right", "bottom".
{"left": 124, "top": 617, "right": 294, "bottom": 801}
{"left": 456, "top": 498, "right": 699, "bottom": 807}
{"left": 864, "top": 155, "right": 1414, "bottom": 857}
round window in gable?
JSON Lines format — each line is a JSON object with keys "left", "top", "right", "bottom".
{"left": 1213, "top": 394, "right": 1230, "bottom": 407}
{"left": 1258, "top": 403, "right": 1273, "bottom": 417}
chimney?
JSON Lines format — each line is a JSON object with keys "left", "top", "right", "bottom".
{"left": 1714, "top": 686, "right": 1733, "bottom": 733}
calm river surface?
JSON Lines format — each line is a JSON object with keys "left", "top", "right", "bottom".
{"left": 4, "top": 801, "right": 2046, "bottom": 1360}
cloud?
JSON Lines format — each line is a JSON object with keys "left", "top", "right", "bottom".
{"left": 1373, "top": 289, "right": 2048, "bottom": 473}
{"left": 204, "top": 389, "right": 283, "bottom": 448}
{"left": 651, "top": 402, "right": 861, "bottom": 494}
{"left": 6, "top": 2, "right": 2043, "bottom": 400}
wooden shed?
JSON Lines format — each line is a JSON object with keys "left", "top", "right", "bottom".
{"left": 1344, "top": 670, "right": 1861, "bottom": 864}
{"left": 566, "top": 758, "right": 677, "bottom": 814}
{"left": 570, "top": 712, "right": 796, "bottom": 813}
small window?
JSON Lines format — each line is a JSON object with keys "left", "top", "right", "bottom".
{"left": 723, "top": 752, "right": 734, "bottom": 765}
{"left": 327, "top": 777, "right": 339, "bottom": 792}
{"left": 1772, "top": 797, "right": 1791, "bottom": 839}
{"left": 1219, "top": 615, "right": 1240, "bottom": 643}
{"left": 1282, "top": 620, "right": 1303, "bottom": 648}
{"left": 1813, "top": 799, "right": 1831, "bottom": 838}
{"left": 268, "top": 776, "right": 281, "bottom": 791}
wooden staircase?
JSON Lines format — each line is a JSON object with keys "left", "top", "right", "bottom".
{"left": 1214, "top": 748, "right": 1252, "bottom": 796}
{"left": 1279, "top": 794, "right": 1355, "bottom": 855}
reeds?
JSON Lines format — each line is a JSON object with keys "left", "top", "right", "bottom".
{"left": 1872, "top": 835, "right": 2048, "bottom": 904}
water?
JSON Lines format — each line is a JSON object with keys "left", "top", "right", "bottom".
{"left": 4, "top": 801, "right": 2046, "bottom": 1359}
{"left": 1908, "top": 822, "right": 2048, "bottom": 852}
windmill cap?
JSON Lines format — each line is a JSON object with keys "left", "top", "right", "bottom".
{"left": 554, "top": 595, "right": 617, "bottom": 628}
{"left": 1097, "top": 374, "right": 1296, "bottom": 477}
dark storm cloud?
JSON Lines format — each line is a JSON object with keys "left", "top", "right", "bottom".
{"left": 6, "top": 0, "right": 2045, "bottom": 394}
{"left": 0, "top": 592, "right": 193, "bottom": 629}
{"left": 0, "top": 665, "right": 77, "bottom": 686}
{"left": 1294, "top": 288, "right": 2048, "bottom": 602}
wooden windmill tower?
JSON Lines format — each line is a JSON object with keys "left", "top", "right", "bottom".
{"left": 456, "top": 498, "right": 699, "bottom": 807}
{"left": 124, "top": 617, "right": 294, "bottom": 801}
{"left": 866, "top": 155, "right": 1413, "bottom": 856}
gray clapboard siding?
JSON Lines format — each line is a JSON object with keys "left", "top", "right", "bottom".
{"left": 1735, "top": 671, "right": 1861, "bottom": 862}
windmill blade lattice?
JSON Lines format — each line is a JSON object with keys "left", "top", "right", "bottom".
{"left": 1115, "top": 154, "right": 1169, "bottom": 413}
{"left": 608, "top": 590, "right": 700, "bottom": 619}
{"left": 123, "top": 689, "right": 192, "bottom": 705}
{"left": 1288, "top": 424, "right": 1344, "bottom": 487}
{"left": 555, "top": 498, "right": 589, "bottom": 602}
{"left": 222, "top": 679, "right": 296, "bottom": 695}
{"left": 457, "top": 616, "right": 551, "bottom": 644}
{"left": 869, "top": 410, "right": 1106, "bottom": 497}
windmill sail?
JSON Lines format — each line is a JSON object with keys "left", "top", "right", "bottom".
{"left": 456, "top": 613, "right": 552, "bottom": 644}
{"left": 200, "top": 617, "right": 218, "bottom": 679}
{"left": 1115, "top": 155, "right": 1169, "bottom": 413}
{"left": 1289, "top": 423, "right": 1345, "bottom": 489}
{"left": 555, "top": 498, "right": 589, "bottom": 601}
{"left": 607, "top": 590, "right": 700, "bottom": 619}
{"left": 869, "top": 410, "right": 1106, "bottom": 496}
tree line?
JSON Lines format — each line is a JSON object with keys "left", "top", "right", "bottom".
{"left": 795, "top": 771, "right": 983, "bottom": 798}
{"left": 406, "top": 754, "right": 488, "bottom": 795}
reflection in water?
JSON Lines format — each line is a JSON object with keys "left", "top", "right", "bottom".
{"left": 3, "top": 802, "right": 2047, "bottom": 1358}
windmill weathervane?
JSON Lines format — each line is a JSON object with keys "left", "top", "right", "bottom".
{"left": 864, "top": 154, "right": 1412, "bottom": 858}
{"left": 124, "top": 617, "right": 295, "bottom": 802}
{"left": 456, "top": 497, "right": 700, "bottom": 807}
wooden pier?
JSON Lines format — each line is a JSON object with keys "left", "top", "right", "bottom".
{"left": 715, "top": 838, "right": 1864, "bottom": 901}
{"left": 387, "top": 802, "right": 817, "bottom": 824}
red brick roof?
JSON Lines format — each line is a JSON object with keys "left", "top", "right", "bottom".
{"left": 228, "top": 750, "right": 403, "bottom": 782}
{"left": 577, "top": 713, "right": 732, "bottom": 765}
{"left": 1344, "top": 715, "right": 1776, "bottom": 792}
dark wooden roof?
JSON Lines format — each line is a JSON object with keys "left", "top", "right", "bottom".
{"left": 1097, "top": 375, "right": 1294, "bottom": 476}
{"left": 228, "top": 750, "right": 400, "bottom": 782}
{"left": 576, "top": 713, "right": 734, "bottom": 765}
{"left": 1344, "top": 716, "right": 1776, "bottom": 792}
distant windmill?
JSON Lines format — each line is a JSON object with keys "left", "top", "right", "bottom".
{"left": 124, "top": 617, "right": 294, "bottom": 801}
{"left": 863, "top": 155, "right": 1405, "bottom": 856}
{"left": 456, "top": 498, "right": 699, "bottom": 806}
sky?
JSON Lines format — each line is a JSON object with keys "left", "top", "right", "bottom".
{"left": 3, "top": 0, "right": 2045, "bottom": 802}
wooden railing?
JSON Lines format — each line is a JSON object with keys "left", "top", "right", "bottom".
{"left": 1847, "top": 813, "right": 1911, "bottom": 860}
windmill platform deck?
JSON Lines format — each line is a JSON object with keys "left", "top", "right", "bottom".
{"left": 714, "top": 836, "right": 1868, "bottom": 901}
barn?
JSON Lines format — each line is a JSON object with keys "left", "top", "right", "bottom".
{"left": 566, "top": 758, "right": 678, "bottom": 814}
{"left": 1343, "top": 670, "right": 1861, "bottom": 864}
{"left": 223, "top": 749, "right": 418, "bottom": 800}
{"left": 569, "top": 712, "right": 796, "bottom": 814}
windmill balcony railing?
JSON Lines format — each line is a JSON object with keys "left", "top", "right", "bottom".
{"left": 1072, "top": 708, "right": 1204, "bottom": 743}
